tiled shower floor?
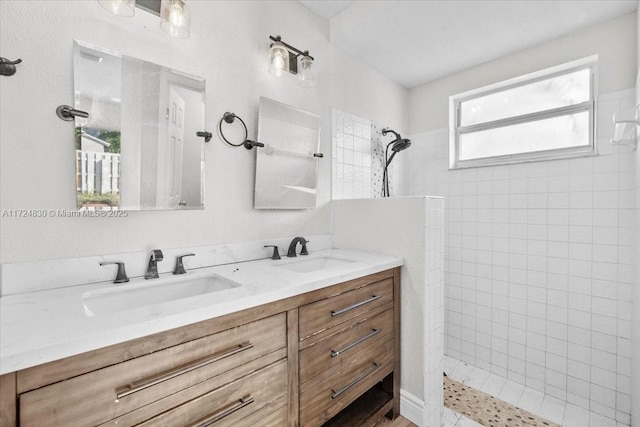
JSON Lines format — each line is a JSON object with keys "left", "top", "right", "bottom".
{"left": 442, "top": 356, "right": 628, "bottom": 427}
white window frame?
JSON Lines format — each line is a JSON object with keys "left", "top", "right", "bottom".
{"left": 449, "top": 56, "right": 598, "bottom": 169}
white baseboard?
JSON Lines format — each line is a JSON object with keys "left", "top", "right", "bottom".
{"left": 400, "top": 388, "right": 424, "bottom": 426}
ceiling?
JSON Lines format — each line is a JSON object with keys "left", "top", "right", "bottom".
{"left": 299, "top": 0, "right": 354, "bottom": 19}
{"left": 299, "top": 0, "right": 638, "bottom": 88}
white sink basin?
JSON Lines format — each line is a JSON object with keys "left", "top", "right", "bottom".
{"left": 275, "top": 256, "right": 356, "bottom": 273}
{"left": 83, "top": 274, "right": 240, "bottom": 316}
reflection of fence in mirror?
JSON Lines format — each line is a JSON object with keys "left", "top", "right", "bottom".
{"left": 73, "top": 40, "right": 205, "bottom": 211}
{"left": 255, "top": 97, "right": 321, "bottom": 209}
{"left": 74, "top": 42, "right": 123, "bottom": 210}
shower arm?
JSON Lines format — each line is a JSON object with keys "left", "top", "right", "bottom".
{"left": 382, "top": 128, "right": 401, "bottom": 140}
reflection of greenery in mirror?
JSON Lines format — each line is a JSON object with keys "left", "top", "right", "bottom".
{"left": 73, "top": 41, "right": 206, "bottom": 211}
{"left": 92, "top": 129, "right": 121, "bottom": 154}
{"left": 75, "top": 128, "right": 120, "bottom": 153}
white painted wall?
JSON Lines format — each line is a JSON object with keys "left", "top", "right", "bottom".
{"left": 401, "top": 12, "right": 638, "bottom": 426}
{"left": 632, "top": 4, "right": 640, "bottom": 426}
{"left": 0, "top": 0, "right": 408, "bottom": 266}
{"left": 333, "top": 197, "right": 444, "bottom": 426}
{"left": 409, "top": 13, "right": 637, "bottom": 134}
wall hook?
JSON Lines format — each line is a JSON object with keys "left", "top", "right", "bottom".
{"left": 0, "top": 57, "right": 22, "bottom": 76}
{"left": 611, "top": 105, "right": 639, "bottom": 150}
{"left": 56, "top": 105, "right": 89, "bottom": 122}
{"left": 196, "top": 131, "right": 212, "bottom": 142}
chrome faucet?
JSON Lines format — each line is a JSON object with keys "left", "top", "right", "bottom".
{"left": 287, "top": 237, "right": 309, "bottom": 257}
{"left": 173, "top": 253, "right": 195, "bottom": 275}
{"left": 144, "top": 249, "right": 164, "bottom": 279}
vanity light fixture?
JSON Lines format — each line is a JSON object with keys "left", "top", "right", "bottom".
{"left": 97, "top": 0, "right": 191, "bottom": 39}
{"left": 298, "top": 54, "right": 317, "bottom": 88}
{"left": 160, "top": 0, "right": 191, "bottom": 39}
{"left": 98, "top": 0, "right": 136, "bottom": 17}
{"left": 269, "top": 40, "right": 289, "bottom": 77}
{"left": 269, "top": 36, "right": 316, "bottom": 88}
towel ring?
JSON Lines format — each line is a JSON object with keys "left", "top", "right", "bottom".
{"left": 218, "top": 112, "right": 264, "bottom": 150}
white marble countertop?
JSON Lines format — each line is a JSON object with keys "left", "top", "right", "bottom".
{"left": 0, "top": 248, "right": 402, "bottom": 375}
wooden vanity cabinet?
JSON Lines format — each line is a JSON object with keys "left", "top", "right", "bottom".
{"left": 0, "top": 267, "right": 400, "bottom": 427}
{"left": 297, "top": 272, "right": 400, "bottom": 427}
{"left": 0, "top": 373, "right": 16, "bottom": 427}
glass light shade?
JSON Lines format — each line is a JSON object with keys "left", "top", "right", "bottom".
{"left": 160, "top": 0, "right": 191, "bottom": 39}
{"left": 269, "top": 42, "right": 289, "bottom": 77}
{"left": 298, "top": 55, "right": 317, "bottom": 88}
{"left": 98, "top": 0, "right": 136, "bottom": 17}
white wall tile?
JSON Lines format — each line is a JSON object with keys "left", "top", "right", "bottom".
{"left": 400, "top": 88, "right": 635, "bottom": 424}
{"left": 331, "top": 109, "right": 373, "bottom": 199}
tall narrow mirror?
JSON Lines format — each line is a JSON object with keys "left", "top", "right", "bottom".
{"left": 74, "top": 41, "right": 205, "bottom": 211}
{"left": 254, "top": 97, "right": 321, "bottom": 209}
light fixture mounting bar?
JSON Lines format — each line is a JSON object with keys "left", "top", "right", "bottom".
{"left": 269, "top": 35, "right": 314, "bottom": 61}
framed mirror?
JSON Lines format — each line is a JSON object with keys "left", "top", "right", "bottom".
{"left": 73, "top": 41, "right": 205, "bottom": 211}
{"left": 254, "top": 97, "right": 321, "bottom": 209}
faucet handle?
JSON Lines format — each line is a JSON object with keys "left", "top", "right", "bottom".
{"left": 100, "top": 261, "right": 129, "bottom": 284}
{"left": 264, "top": 245, "right": 281, "bottom": 260}
{"left": 300, "top": 239, "right": 309, "bottom": 256}
{"left": 173, "top": 253, "right": 195, "bottom": 275}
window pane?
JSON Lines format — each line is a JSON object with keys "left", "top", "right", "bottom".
{"left": 460, "top": 68, "right": 590, "bottom": 126}
{"left": 459, "top": 111, "right": 589, "bottom": 161}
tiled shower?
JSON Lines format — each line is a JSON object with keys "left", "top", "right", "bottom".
{"left": 398, "top": 88, "right": 637, "bottom": 425}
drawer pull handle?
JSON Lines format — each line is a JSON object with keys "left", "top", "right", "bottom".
{"left": 331, "top": 295, "right": 381, "bottom": 317}
{"left": 331, "top": 328, "right": 381, "bottom": 358}
{"left": 195, "top": 395, "right": 255, "bottom": 427}
{"left": 331, "top": 362, "right": 380, "bottom": 399}
{"left": 116, "top": 342, "right": 253, "bottom": 399}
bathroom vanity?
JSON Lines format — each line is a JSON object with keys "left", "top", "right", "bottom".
{"left": 0, "top": 249, "right": 401, "bottom": 427}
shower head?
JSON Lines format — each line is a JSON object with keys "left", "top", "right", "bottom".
{"left": 391, "top": 138, "right": 411, "bottom": 152}
{"left": 381, "top": 127, "right": 412, "bottom": 197}
{"left": 382, "top": 128, "right": 411, "bottom": 153}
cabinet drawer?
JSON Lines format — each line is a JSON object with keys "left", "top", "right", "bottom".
{"left": 138, "top": 359, "right": 287, "bottom": 427}
{"left": 299, "top": 308, "right": 393, "bottom": 385}
{"left": 19, "top": 314, "right": 286, "bottom": 427}
{"left": 231, "top": 397, "right": 288, "bottom": 427}
{"left": 299, "top": 278, "right": 393, "bottom": 340}
{"left": 299, "top": 339, "right": 394, "bottom": 427}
